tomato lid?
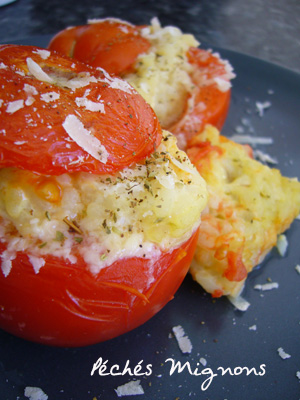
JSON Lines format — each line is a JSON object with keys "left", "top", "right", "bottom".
{"left": 0, "top": 45, "right": 161, "bottom": 175}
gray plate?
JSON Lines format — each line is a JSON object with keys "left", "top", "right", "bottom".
{"left": 1, "top": 37, "right": 300, "bottom": 400}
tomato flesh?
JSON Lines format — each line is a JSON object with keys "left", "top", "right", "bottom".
{"left": 0, "top": 44, "right": 161, "bottom": 176}
{"left": 0, "top": 230, "right": 198, "bottom": 347}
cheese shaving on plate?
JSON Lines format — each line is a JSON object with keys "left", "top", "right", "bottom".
{"left": 24, "top": 386, "right": 48, "bottom": 400}
{"left": 115, "top": 380, "right": 144, "bottom": 397}
{"left": 256, "top": 101, "right": 271, "bottom": 117}
{"left": 277, "top": 234, "right": 288, "bottom": 256}
{"left": 253, "top": 149, "right": 278, "bottom": 165}
{"left": 172, "top": 325, "right": 193, "bottom": 354}
{"left": 227, "top": 134, "right": 273, "bottom": 145}
{"left": 228, "top": 295, "right": 250, "bottom": 312}
{"left": 254, "top": 282, "right": 279, "bottom": 291}
{"left": 277, "top": 347, "right": 291, "bottom": 360}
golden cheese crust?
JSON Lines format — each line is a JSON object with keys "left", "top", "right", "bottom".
{"left": 187, "top": 125, "right": 300, "bottom": 297}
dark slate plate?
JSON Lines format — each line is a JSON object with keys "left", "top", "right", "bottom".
{"left": 1, "top": 36, "right": 300, "bottom": 400}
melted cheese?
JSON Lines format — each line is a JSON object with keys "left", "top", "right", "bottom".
{"left": 0, "top": 131, "right": 207, "bottom": 276}
{"left": 125, "top": 18, "right": 198, "bottom": 128}
{"left": 189, "top": 125, "right": 300, "bottom": 297}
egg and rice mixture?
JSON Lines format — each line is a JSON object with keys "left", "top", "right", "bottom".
{"left": 0, "top": 131, "right": 207, "bottom": 277}
{"left": 188, "top": 125, "right": 300, "bottom": 297}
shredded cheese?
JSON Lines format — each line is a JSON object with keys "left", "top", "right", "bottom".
{"left": 277, "top": 347, "right": 291, "bottom": 360}
{"left": 254, "top": 282, "right": 279, "bottom": 291}
{"left": 28, "top": 255, "right": 45, "bottom": 274}
{"left": 277, "top": 234, "right": 288, "bottom": 256}
{"left": 75, "top": 96, "right": 105, "bottom": 113}
{"left": 24, "top": 386, "right": 48, "bottom": 400}
{"left": 40, "top": 92, "right": 60, "bottom": 103}
{"left": 172, "top": 325, "right": 193, "bottom": 354}
{"left": 62, "top": 114, "right": 109, "bottom": 164}
{"left": 115, "top": 380, "right": 144, "bottom": 397}
{"left": 228, "top": 295, "right": 250, "bottom": 312}
{"left": 256, "top": 101, "right": 271, "bottom": 117}
{"left": 33, "top": 49, "right": 51, "bottom": 60}
{"left": 26, "top": 57, "right": 54, "bottom": 84}
{"left": 6, "top": 99, "right": 24, "bottom": 114}
{"left": 228, "top": 134, "right": 273, "bottom": 145}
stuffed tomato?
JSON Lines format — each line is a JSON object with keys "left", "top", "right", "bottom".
{"left": 0, "top": 45, "right": 207, "bottom": 346}
{"left": 48, "top": 17, "right": 235, "bottom": 149}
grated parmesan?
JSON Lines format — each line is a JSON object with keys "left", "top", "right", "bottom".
{"left": 199, "top": 357, "right": 207, "bottom": 366}
{"left": 277, "top": 234, "right": 288, "bottom": 256}
{"left": 97, "top": 68, "right": 134, "bottom": 94}
{"left": 6, "top": 99, "right": 24, "bottom": 114}
{"left": 33, "top": 49, "right": 51, "bottom": 60}
{"left": 115, "top": 380, "right": 144, "bottom": 397}
{"left": 75, "top": 95, "right": 105, "bottom": 113}
{"left": 227, "top": 134, "right": 273, "bottom": 145}
{"left": 14, "top": 141, "right": 27, "bottom": 145}
{"left": 253, "top": 149, "right": 278, "bottom": 165}
{"left": 254, "top": 282, "right": 279, "bottom": 291}
{"left": 62, "top": 114, "right": 109, "bottom": 164}
{"left": 228, "top": 294, "right": 250, "bottom": 312}
{"left": 0, "top": 250, "right": 15, "bottom": 277}
{"left": 172, "top": 325, "right": 193, "bottom": 354}
{"left": 256, "top": 101, "right": 271, "bottom": 117}
{"left": 40, "top": 92, "right": 60, "bottom": 103}
{"left": 24, "top": 83, "right": 38, "bottom": 96}
{"left": 214, "top": 77, "right": 232, "bottom": 92}
{"left": 24, "top": 386, "right": 48, "bottom": 400}
{"left": 28, "top": 255, "right": 45, "bottom": 274}
{"left": 26, "top": 57, "right": 54, "bottom": 84}
{"left": 277, "top": 347, "right": 291, "bottom": 360}
{"left": 249, "top": 325, "right": 257, "bottom": 331}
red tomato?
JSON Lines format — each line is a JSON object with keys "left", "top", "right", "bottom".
{"left": 224, "top": 251, "right": 247, "bottom": 282}
{"left": 0, "top": 44, "right": 161, "bottom": 176}
{"left": 48, "top": 20, "right": 233, "bottom": 146}
{"left": 48, "top": 20, "right": 151, "bottom": 76}
{"left": 171, "top": 47, "right": 232, "bottom": 145}
{"left": 0, "top": 229, "right": 198, "bottom": 347}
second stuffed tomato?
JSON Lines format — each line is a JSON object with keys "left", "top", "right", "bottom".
{"left": 0, "top": 45, "right": 207, "bottom": 346}
{"left": 48, "top": 17, "right": 236, "bottom": 149}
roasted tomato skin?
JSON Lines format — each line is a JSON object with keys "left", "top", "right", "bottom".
{"left": 48, "top": 20, "right": 151, "bottom": 76}
{"left": 48, "top": 21, "right": 232, "bottom": 145}
{"left": 170, "top": 47, "right": 232, "bottom": 144}
{"left": 0, "top": 230, "right": 198, "bottom": 347}
{"left": 0, "top": 44, "right": 161, "bottom": 176}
